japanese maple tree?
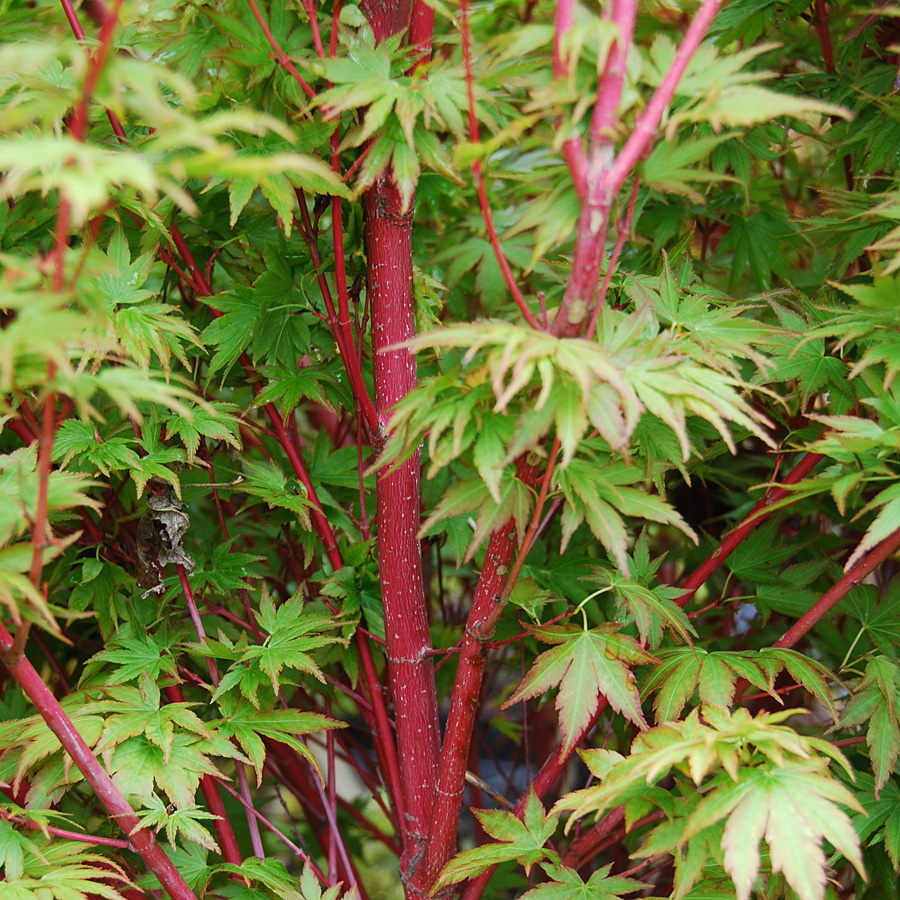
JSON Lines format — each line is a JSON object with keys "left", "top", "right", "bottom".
{"left": 1, "top": 0, "right": 899, "bottom": 898}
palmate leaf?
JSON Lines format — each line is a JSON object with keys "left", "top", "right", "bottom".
{"left": 844, "top": 578, "right": 900, "bottom": 658}
{"left": 558, "top": 458, "right": 698, "bottom": 576}
{"left": 641, "top": 648, "right": 779, "bottom": 723}
{"left": 557, "top": 708, "right": 862, "bottom": 900}
{"left": 435, "top": 790, "right": 560, "bottom": 889}
{"left": 134, "top": 795, "right": 222, "bottom": 854}
{"left": 108, "top": 731, "right": 240, "bottom": 808}
{"left": 83, "top": 673, "right": 210, "bottom": 765}
{"left": 0, "top": 838, "right": 131, "bottom": 900}
{"left": 213, "top": 696, "right": 345, "bottom": 785}
{"left": 518, "top": 861, "right": 649, "bottom": 900}
{"left": 240, "top": 458, "right": 313, "bottom": 528}
{"left": 590, "top": 568, "right": 696, "bottom": 649}
{"left": 641, "top": 133, "right": 738, "bottom": 203}
{"left": 848, "top": 771, "right": 900, "bottom": 870}
{"left": 419, "top": 475, "right": 533, "bottom": 562}
{"left": 502, "top": 624, "right": 658, "bottom": 755}
{"left": 694, "top": 761, "right": 864, "bottom": 900}
{"left": 220, "top": 858, "right": 358, "bottom": 900}
{"left": 164, "top": 402, "right": 242, "bottom": 464}
{"left": 840, "top": 655, "right": 900, "bottom": 794}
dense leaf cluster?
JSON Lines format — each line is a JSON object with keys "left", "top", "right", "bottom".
{"left": 1, "top": 0, "right": 900, "bottom": 899}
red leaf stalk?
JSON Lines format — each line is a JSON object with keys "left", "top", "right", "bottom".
{"left": 0, "top": 624, "right": 199, "bottom": 900}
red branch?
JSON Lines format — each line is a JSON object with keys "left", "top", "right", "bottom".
{"left": 610, "top": 0, "right": 724, "bottom": 197}
{"left": 775, "top": 526, "right": 900, "bottom": 650}
{"left": 677, "top": 451, "right": 825, "bottom": 606}
{"left": 245, "top": 0, "right": 317, "bottom": 100}
{"left": 364, "top": 178, "right": 441, "bottom": 890}
{"left": 357, "top": 0, "right": 439, "bottom": 889}
{"left": 457, "top": 449, "right": 827, "bottom": 896}
{"left": 420, "top": 455, "right": 542, "bottom": 893}
{"left": 459, "top": 0, "right": 540, "bottom": 330}
{"left": 552, "top": 0, "right": 725, "bottom": 336}
{"left": 0, "top": 624, "right": 199, "bottom": 900}
{"left": 295, "top": 194, "right": 379, "bottom": 435}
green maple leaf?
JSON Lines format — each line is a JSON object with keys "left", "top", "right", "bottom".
{"left": 220, "top": 858, "right": 356, "bottom": 900}
{"left": 164, "top": 402, "right": 242, "bottom": 464}
{"left": 557, "top": 708, "right": 863, "bottom": 900}
{"left": 848, "top": 771, "right": 900, "bottom": 870}
{"left": 520, "top": 860, "right": 649, "bottom": 899}
{"left": 592, "top": 568, "right": 697, "bottom": 649}
{"left": 844, "top": 579, "right": 900, "bottom": 658}
{"left": 207, "top": 590, "right": 347, "bottom": 701}
{"left": 642, "top": 649, "right": 779, "bottom": 723}
{"left": 502, "top": 624, "right": 658, "bottom": 755}
{"left": 693, "top": 759, "right": 864, "bottom": 900}
{"left": 0, "top": 839, "right": 131, "bottom": 900}
{"left": 213, "top": 696, "right": 345, "bottom": 784}
{"left": 108, "top": 732, "right": 239, "bottom": 808}
{"left": 841, "top": 655, "right": 900, "bottom": 794}
{"left": 86, "top": 674, "right": 210, "bottom": 765}
{"left": 434, "top": 790, "right": 560, "bottom": 889}
{"left": 80, "top": 632, "right": 179, "bottom": 686}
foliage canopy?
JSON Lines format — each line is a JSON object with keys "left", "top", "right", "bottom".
{"left": 1, "top": 0, "right": 900, "bottom": 899}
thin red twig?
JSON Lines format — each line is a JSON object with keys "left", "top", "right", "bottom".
{"left": 459, "top": 0, "right": 540, "bottom": 330}
{"left": 246, "top": 0, "right": 317, "bottom": 100}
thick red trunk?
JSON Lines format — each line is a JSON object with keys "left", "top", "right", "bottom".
{"left": 364, "top": 180, "right": 441, "bottom": 889}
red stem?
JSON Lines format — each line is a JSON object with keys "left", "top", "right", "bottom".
{"left": 295, "top": 196, "right": 378, "bottom": 435}
{"left": 364, "top": 178, "right": 441, "bottom": 890}
{"left": 245, "top": 0, "right": 317, "bottom": 100}
{"left": 27, "top": 364, "right": 57, "bottom": 591}
{"left": 590, "top": 0, "right": 637, "bottom": 149}
{"left": 408, "top": 0, "right": 435, "bottom": 69}
{"left": 420, "top": 456, "right": 542, "bottom": 893}
{"left": 585, "top": 175, "right": 639, "bottom": 338}
{"left": 610, "top": 0, "right": 724, "bottom": 196}
{"left": 561, "top": 807, "right": 626, "bottom": 869}
{"left": 458, "top": 450, "right": 826, "bottom": 897}
{"left": 0, "top": 624, "right": 199, "bottom": 900}
{"left": 552, "top": 0, "right": 725, "bottom": 336}
{"left": 677, "top": 452, "right": 824, "bottom": 607}
{"left": 0, "top": 812, "right": 130, "bottom": 848}
{"left": 459, "top": 0, "right": 540, "bottom": 330}
{"left": 774, "top": 527, "right": 900, "bottom": 650}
